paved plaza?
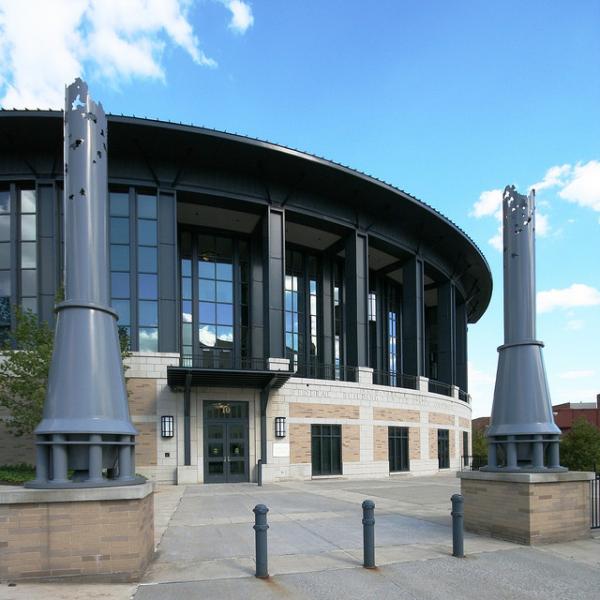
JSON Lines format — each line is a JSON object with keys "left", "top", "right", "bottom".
{"left": 1, "top": 474, "right": 599, "bottom": 599}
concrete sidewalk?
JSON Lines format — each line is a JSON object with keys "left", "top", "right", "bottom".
{"left": 1, "top": 474, "right": 599, "bottom": 599}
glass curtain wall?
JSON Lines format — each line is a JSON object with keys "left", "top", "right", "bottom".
{"left": 333, "top": 259, "right": 344, "bottom": 380}
{"left": 179, "top": 230, "right": 249, "bottom": 368}
{"left": 285, "top": 248, "right": 319, "bottom": 376}
{"left": 109, "top": 188, "right": 158, "bottom": 351}
{"left": 0, "top": 186, "right": 10, "bottom": 340}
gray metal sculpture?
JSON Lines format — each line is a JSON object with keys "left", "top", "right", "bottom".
{"left": 26, "top": 79, "right": 143, "bottom": 488}
{"left": 483, "top": 185, "right": 565, "bottom": 472}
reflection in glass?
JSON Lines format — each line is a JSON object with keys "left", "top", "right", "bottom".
{"left": 110, "top": 245, "right": 129, "bottom": 270}
{"left": 138, "top": 246, "right": 157, "bottom": 272}
{"left": 138, "top": 273, "right": 157, "bottom": 299}
{"left": 199, "top": 279, "right": 215, "bottom": 301}
{"left": 0, "top": 191, "right": 9, "bottom": 213}
{"left": 21, "top": 242, "right": 36, "bottom": 268}
{"left": 21, "top": 297, "right": 37, "bottom": 314}
{"left": 21, "top": 214, "right": 36, "bottom": 241}
{"left": 111, "top": 272, "right": 130, "bottom": 297}
{"left": 199, "top": 324, "right": 216, "bottom": 347}
{"left": 139, "top": 327, "right": 158, "bottom": 352}
{"left": 137, "top": 194, "right": 157, "bottom": 219}
{"left": 208, "top": 462, "right": 224, "bottom": 474}
{"left": 139, "top": 300, "right": 158, "bottom": 327}
{"left": 0, "top": 243, "right": 9, "bottom": 270}
{"left": 0, "top": 216, "right": 10, "bottom": 241}
{"left": 21, "top": 190, "right": 36, "bottom": 213}
{"left": 21, "top": 270, "right": 37, "bottom": 296}
{"left": 110, "top": 217, "right": 129, "bottom": 243}
{"left": 112, "top": 299, "right": 130, "bottom": 325}
{"left": 138, "top": 219, "right": 157, "bottom": 245}
{"left": 110, "top": 193, "right": 129, "bottom": 216}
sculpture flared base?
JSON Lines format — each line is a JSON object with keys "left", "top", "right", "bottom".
{"left": 458, "top": 471, "right": 594, "bottom": 545}
{"left": 479, "top": 465, "right": 568, "bottom": 474}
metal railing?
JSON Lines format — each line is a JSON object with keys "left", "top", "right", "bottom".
{"left": 372, "top": 370, "right": 418, "bottom": 390}
{"left": 428, "top": 379, "right": 453, "bottom": 397}
{"left": 291, "top": 362, "right": 359, "bottom": 382}
{"left": 180, "top": 350, "right": 272, "bottom": 371}
{"left": 461, "top": 455, "right": 487, "bottom": 471}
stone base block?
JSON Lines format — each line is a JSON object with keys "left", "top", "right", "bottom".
{"left": 0, "top": 482, "right": 154, "bottom": 582}
{"left": 458, "top": 471, "right": 594, "bottom": 545}
{"left": 176, "top": 465, "right": 200, "bottom": 484}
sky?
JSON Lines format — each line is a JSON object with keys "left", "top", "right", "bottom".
{"left": 0, "top": 0, "right": 598, "bottom": 417}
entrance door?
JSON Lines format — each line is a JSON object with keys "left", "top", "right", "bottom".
{"left": 204, "top": 401, "right": 249, "bottom": 483}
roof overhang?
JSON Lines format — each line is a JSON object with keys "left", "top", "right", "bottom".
{"left": 167, "top": 366, "right": 292, "bottom": 390}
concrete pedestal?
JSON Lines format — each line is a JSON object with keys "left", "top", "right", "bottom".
{"left": 457, "top": 471, "right": 594, "bottom": 545}
{"left": 0, "top": 482, "right": 154, "bottom": 582}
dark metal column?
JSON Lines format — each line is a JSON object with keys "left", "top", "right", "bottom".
{"left": 455, "top": 298, "right": 468, "bottom": 393}
{"left": 37, "top": 182, "right": 58, "bottom": 326}
{"left": 250, "top": 223, "right": 264, "bottom": 362}
{"left": 437, "top": 280, "right": 456, "bottom": 386}
{"left": 344, "top": 231, "right": 369, "bottom": 369}
{"left": 262, "top": 207, "right": 285, "bottom": 359}
{"left": 320, "top": 256, "right": 333, "bottom": 374}
{"left": 402, "top": 255, "right": 425, "bottom": 377}
{"left": 158, "top": 190, "right": 178, "bottom": 352}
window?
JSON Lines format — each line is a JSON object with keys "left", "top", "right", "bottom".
{"left": 311, "top": 424, "right": 342, "bottom": 476}
{"left": 0, "top": 187, "right": 11, "bottom": 340}
{"left": 285, "top": 249, "right": 303, "bottom": 369}
{"left": 438, "top": 429, "right": 450, "bottom": 469}
{"left": 388, "top": 311, "right": 398, "bottom": 385}
{"left": 308, "top": 255, "right": 318, "bottom": 369}
{"left": 180, "top": 232, "right": 193, "bottom": 364}
{"left": 333, "top": 260, "right": 344, "bottom": 379}
{"left": 388, "top": 426, "right": 409, "bottom": 472}
{"left": 109, "top": 189, "right": 159, "bottom": 351}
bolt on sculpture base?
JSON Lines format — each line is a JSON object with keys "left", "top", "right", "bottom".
{"left": 482, "top": 186, "right": 565, "bottom": 473}
{"left": 26, "top": 79, "right": 143, "bottom": 488}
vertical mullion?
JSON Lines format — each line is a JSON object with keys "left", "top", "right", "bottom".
{"left": 129, "top": 187, "right": 138, "bottom": 350}
{"left": 233, "top": 239, "right": 241, "bottom": 368}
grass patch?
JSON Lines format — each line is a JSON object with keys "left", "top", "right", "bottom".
{"left": 0, "top": 463, "right": 35, "bottom": 485}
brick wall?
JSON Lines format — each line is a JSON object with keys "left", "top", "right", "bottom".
{"left": 373, "top": 408, "right": 419, "bottom": 422}
{"left": 409, "top": 427, "right": 420, "bottom": 460}
{"left": 127, "top": 378, "right": 157, "bottom": 416}
{"left": 373, "top": 426, "right": 388, "bottom": 461}
{"left": 429, "top": 412, "right": 454, "bottom": 426}
{"left": 0, "top": 491, "right": 154, "bottom": 581}
{"left": 458, "top": 417, "right": 470, "bottom": 429}
{"left": 289, "top": 424, "right": 311, "bottom": 464}
{"left": 342, "top": 425, "right": 360, "bottom": 462}
{"left": 289, "top": 403, "right": 359, "bottom": 419}
{"left": 135, "top": 423, "right": 157, "bottom": 467}
{"left": 429, "top": 429, "right": 438, "bottom": 459}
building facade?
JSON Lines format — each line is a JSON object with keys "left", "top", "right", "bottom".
{"left": 0, "top": 112, "right": 492, "bottom": 483}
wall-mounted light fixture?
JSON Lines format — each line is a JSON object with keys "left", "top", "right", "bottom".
{"left": 275, "top": 416, "right": 286, "bottom": 438}
{"left": 161, "top": 415, "right": 174, "bottom": 438}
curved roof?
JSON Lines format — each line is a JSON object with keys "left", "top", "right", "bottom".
{"left": 0, "top": 109, "right": 492, "bottom": 322}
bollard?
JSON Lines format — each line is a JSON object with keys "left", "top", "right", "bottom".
{"left": 451, "top": 494, "right": 464, "bottom": 558}
{"left": 253, "top": 504, "right": 269, "bottom": 578}
{"left": 362, "top": 499, "right": 376, "bottom": 568}
{"left": 257, "top": 459, "right": 262, "bottom": 487}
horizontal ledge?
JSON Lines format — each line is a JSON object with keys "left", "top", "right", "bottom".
{"left": 0, "top": 481, "right": 154, "bottom": 505}
{"left": 457, "top": 471, "right": 595, "bottom": 483}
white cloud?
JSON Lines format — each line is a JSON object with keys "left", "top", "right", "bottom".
{"left": 536, "top": 211, "right": 550, "bottom": 236}
{"left": 530, "top": 164, "right": 571, "bottom": 192}
{"left": 559, "top": 160, "right": 600, "bottom": 212}
{"left": 468, "top": 361, "right": 496, "bottom": 417}
{"left": 565, "top": 319, "right": 584, "bottom": 331}
{"left": 471, "top": 189, "right": 503, "bottom": 219}
{"left": 0, "top": 0, "right": 252, "bottom": 108}
{"left": 559, "top": 370, "right": 595, "bottom": 380}
{"left": 538, "top": 283, "right": 600, "bottom": 313}
{"left": 223, "top": 0, "right": 254, "bottom": 34}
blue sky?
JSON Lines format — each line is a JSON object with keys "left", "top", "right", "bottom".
{"left": 1, "top": 0, "right": 599, "bottom": 416}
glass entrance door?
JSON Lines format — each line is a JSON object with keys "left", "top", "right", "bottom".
{"left": 204, "top": 401, "right": 249, "bottom": 483}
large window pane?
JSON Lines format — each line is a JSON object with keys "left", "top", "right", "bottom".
{"left": 137, "top": 220, "right": 157, "bottom": 245}
{"left": 0, "top": 271, "right": 10, "bottom": 296}
{"left": 139, "top": 300, "right": 158, "bottom": 327}
{"left": 199, "top": 279, "right": 215, "bottom": 301}
{"left": 0, "top": 216, "right": 10, "bottom": 241}
{"left": 138, "top": 246, "right": 157, "bottom": 273}
{"left": 21, "top": 242, "right": 36, "bottom": 268}
{"left": 112, "top": 299, "right": 130, "bottom": 325}
{"left": 137, "top": 194, "right": 157, "bottom": 219}
{"left": 139, "top": 327, "right": 158, "bottom": 352}
{"left": 0, "top": 244, "right": 9, "bottom": 270}
{"left": 199, "top": 324, "right": 216, "bottom": 347}
{"left": 138, "top": 273, "right": 157, "bottom": 299}
{"left": 21, "top": 297, "right": 37, "bottom": 314}
{"left": 111, "top": 272, "right": 130, "bottom": 297}
{"left": 216, "top": 303, "right": 233, "bottom": 326}
{"left": 21, "top": 270, "right": 37, "bottom": 296}
{"left": 110, "top": 245, "right": 129, "bottom": 270}
{"left": 21, "top": 190, "right": 36, "bottom": 213}
{"left": 199, "top": 302, "right": 215, "bottom": 323}
{"left": 216, "top": 281, "right": 232, "bottom": 303}
{"left": 110, "top": 193, "right": 129, "bottom": 216}
{"left": 199, "top": 261, "right": 215, "bottom": 279}
{"left": 110, "top": 217, "right": 129, "bottom": 243}
{"left": 216, "top": 262, "right": 232, "bottom": 281}
{"left": 0, "top": 191, "right": 9, "bottom": 213}
{"left": 182, "top": 278, "right": 192, "bottom": 300}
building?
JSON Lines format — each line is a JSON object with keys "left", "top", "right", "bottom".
{"left": 553, "top": 396, "right": 600, "bottom": 433}
{"left": 0, "top": 111, "right": 492, "bottom": 484}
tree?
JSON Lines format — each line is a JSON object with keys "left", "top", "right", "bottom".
{"left": 472, "top": 425, "right": 488, "bottom": 457}
{"left": 560, "top": 417, "right": 600, "bottom": 472}
{"left": 0, "top": 307, "right": 131, "bottom": 437}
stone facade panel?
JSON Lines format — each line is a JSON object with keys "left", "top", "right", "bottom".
{"left": 135, "top": 423, "right": 157, "bottom": 467}
{"left": 373, "top": 426, "right": 388, "bottom": 461}
{"left": 289, "top": 403, "right": 359, "bottom": 419}
{"left": 409, "top": 427, "right": 420, "bottom": 460}
{"left": 342, "top": 425, "right": 360, "bottom": 462}
{"left": 373, "top": 407, "right": 419, "bottom": 422}
{"left": 127, "top": 378, "right": 158, "bottom": 416}
{"left": 458, "top": 417, "right": 470, "bottom": 429}
{"left": 429, "top": 429, "right": 438, "bottom": 459}
{"left": 429, "top": 412, "right": 454, "bottom": 425}
{"left": 289, "top": 424, "right": 311, "bottom": 464}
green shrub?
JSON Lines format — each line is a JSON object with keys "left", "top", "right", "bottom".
{"left": 0, "top": 463, "right": 36, "bottom": 485}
